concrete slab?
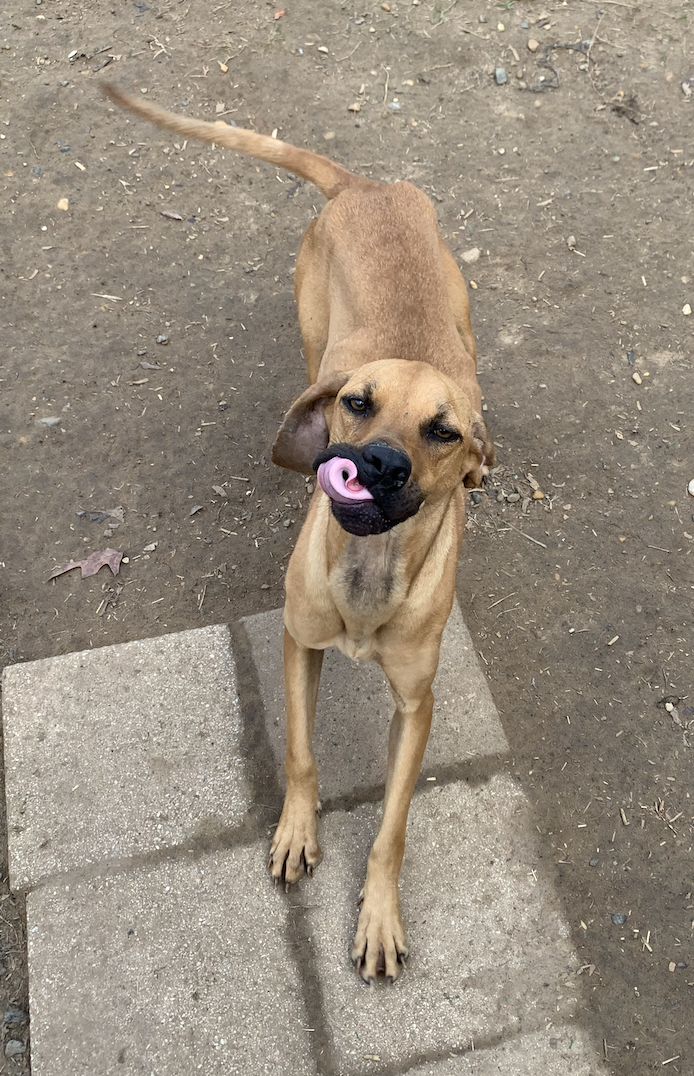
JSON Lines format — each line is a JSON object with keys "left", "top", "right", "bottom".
{"left": 406, "top": 1027, "right": 599, "bottom": 1075}
{"left": 242, "top": 602, "right": 508, "bottom": 802}
{"left": 3, "top": 626, "right": 249, "bottom": 889}
{"left": 305, "top": 779, "right": 581, "bottom": 1075}
{"left": 27, "top": 841, "right": 316, "bottom": 1076}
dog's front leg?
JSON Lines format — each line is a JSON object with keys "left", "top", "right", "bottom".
{"left": 269, "top": 627, "right": 324, "bottom": 888}
{"left": 352, "top": 645, "right": 438, "bottom": 983}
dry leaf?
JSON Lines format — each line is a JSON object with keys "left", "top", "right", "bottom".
{"left": 49, "top": 548, "right": 123, "bottom": 581}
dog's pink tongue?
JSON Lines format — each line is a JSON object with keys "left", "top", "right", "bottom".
{"left": 317, "top": 458, "right": 374, "bottom": 504}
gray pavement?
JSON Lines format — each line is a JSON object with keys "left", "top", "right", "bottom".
{"left": 3, "top": 626, "right": 248, "bottom": 889}
{"left": 1, "top": 604, "right": 605, "bottom": 1075}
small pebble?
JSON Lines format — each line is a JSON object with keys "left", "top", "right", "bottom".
{"left": 507, "top": 492, "right": 520, "bottom": 503}
{"left": 3, "top": 1005, "right": 27, "bottom": 1027}
{"left": 387, "top": 101, "right": 401, "bottom": 112}
{"left": 495, "top": 67, "right": 507, "bottom": 85}
{"left": 479, "top": 14, "right": 488, "bottom": 23}
{"left": 611, "top": 912, "right": 627, "bottom": 926}
{"left": 589, "top": 858, "right": 598, "bottom": 867}
{"left": 470, "top": 491, "right": 482, "bottom": 505}
{"left": 527, "top": 38, "right": 539, "bottom": 52}
{"left": 37, "top": 416, "right": 60, "bottom": 427}
{"left": 688, "top": 479, "right": 694, "bottom": 497}
{"left": 521, "top": 19, "right": 529, "bottom": 29}
{"left": 460, "top": 247, "right": 481, "bottom": 264}
{"left": 632, "top": 371, "right": 642, "bottom": 385}
{"left": 532, "top": 489, "right": 544, "bottom": 500}
{"left": 4, "top": 1042, "right": 25, "bottom": 1059}
{"left": 156, "top": 334, "right": 169, "bottom": 345}
{"left": 683, "top": 302, "right": 692, "bottom": 316}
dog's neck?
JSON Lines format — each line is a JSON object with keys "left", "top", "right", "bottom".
{"left": 323, "top": 488, "right": 465, "bottom": 654}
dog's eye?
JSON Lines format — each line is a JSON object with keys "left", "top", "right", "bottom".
{"left": 432, "top": 425, "right": 458, "bottom": 442}
{"left": 345, "top": 397, "right": 367, "bottom": 413}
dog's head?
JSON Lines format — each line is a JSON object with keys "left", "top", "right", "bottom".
{"left": 272, "top": 360, "right": 494, "bottom": 536}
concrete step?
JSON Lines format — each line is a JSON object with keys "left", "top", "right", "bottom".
{"left": 3, "top": 626, "right": 248, "bottom": 890}
{"left": 298, "top": 779, "right": 582, "bottom": 1074}
{"left": 27, "top": 841, "right": 316, "bottom": 1076}
{"left": 403, "top": 1028, "right": 597, "bottom": 1075}
{"left": 1, "top": 610, "right": 604, "bottom": 1075}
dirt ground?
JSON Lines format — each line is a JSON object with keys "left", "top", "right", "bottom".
{"left": 1, "top": 0, "right": 693, "bottom": 1070}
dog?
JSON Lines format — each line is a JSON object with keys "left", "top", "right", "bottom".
{"left": 104, "top": 84, "right": 494, "bottom": 983}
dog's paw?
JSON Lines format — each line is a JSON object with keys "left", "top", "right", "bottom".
{"left": 268, "top": 797, "right": 322, "bottom": 888}
{"left": 351, "top": 889, "right": 408, "bottom": 984}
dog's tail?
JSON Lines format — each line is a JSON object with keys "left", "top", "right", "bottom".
{"left": 103, "top": 84, "right": 362, "bottom": 201}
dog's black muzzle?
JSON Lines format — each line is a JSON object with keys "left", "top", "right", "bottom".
{"left": 313, "top": 441, "right": 424, "bottom": 536}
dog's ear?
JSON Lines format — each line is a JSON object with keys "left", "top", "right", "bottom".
{"left": 462, "top": 416, "right": 495, "bottom": 489}
{"left": 272, "top": 371, "right": 352, "bottom": 474}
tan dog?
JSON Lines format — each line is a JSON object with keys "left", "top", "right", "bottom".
{"left": 104, "top": 85, "right": 494, "bottom": 983}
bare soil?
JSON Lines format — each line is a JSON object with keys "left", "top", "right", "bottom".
{"left": 1, "top": 0, "right": 693, "bottom": 1071}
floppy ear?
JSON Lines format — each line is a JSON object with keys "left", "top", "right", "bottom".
{"left": 462, "top": 416, "right": 496, "bottom": 489}
{"left": 272, "top": 371, "right": 352, "bottom": 474}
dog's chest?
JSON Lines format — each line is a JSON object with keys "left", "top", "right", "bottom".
{"left": 328, "top": 533, "right": 406, "bottom": 656}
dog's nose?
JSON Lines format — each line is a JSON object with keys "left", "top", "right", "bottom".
{"left": 361, "top": 442, "right": 411, "bottom": 490}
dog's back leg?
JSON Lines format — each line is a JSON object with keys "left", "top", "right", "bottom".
{"left": 294, "top": 219, "right": 332, "bottom": 384}
{"left": 440, "top": 242, "right": 477, "bottom": 365}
